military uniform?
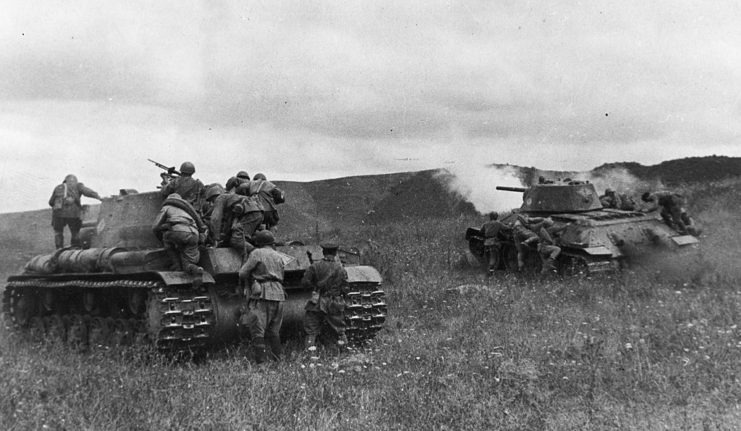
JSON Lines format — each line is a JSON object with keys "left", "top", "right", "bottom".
{"left": 161, "top": 176, "right": 204, "bottom": 209}
{"left": 643, "top": 191, "right": 688, "bottom": 233}
{"left": 237, "top": 174, "right": 285, "bottom": 229}
{"left": 480, "top": 216, "right": 505, "bottom": 274}
{"left": 209, "top": 193, "right": 264, "bottom": 255}
{"left": 239, "top": 231, "right": 286, "bottom": 363}
{"left": 152, "top": 194, "right": 205, "bottom": 277}
{"left": 302, "top": 244, "right": 349, "bottom": 349}
{"left": 48, "top": 175, "right": 101, "bottom": 248}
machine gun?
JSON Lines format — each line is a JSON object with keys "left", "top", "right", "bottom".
{"left": 148, "top": 159, "right": 181, "bottom": 187}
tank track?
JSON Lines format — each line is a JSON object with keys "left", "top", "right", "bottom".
{"left": 344, "top": 280, "right": 386, "bottom": 343}
{"left": 2, "top": 278, "right": 216, "bottom": 353}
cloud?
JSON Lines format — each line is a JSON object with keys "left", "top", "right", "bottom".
{"left": 1, "top": 1, "right": 741, "bottom": 212}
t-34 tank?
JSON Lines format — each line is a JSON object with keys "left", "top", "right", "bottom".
{"left": 466, "top": 179, "right": 699, "bottom": 275}
{"left": 2, "top": 190, "right": 386, "bottom": 352}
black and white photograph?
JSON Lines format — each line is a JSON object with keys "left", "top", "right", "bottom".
{"left": 1, "top": 1, "right": 740, "bottom": 429}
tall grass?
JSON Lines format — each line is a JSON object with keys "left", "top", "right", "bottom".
{"left": 2, "top": 194, "right": 741, "bottom": 430}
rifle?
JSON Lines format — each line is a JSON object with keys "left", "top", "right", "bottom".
{"left": 148, "top": 159, "right": 180, "bottom": 187}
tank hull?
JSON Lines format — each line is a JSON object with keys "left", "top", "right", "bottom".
{"left": 2, "top": 190, "right": 387, "bottom": 352}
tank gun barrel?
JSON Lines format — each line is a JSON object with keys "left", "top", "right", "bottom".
{"left": 496, "top": 186, "right": 527, "bottom": 193}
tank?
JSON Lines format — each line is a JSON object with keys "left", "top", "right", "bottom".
{"left": 2, "top": 190, "right": 387, "bottom": 352}
{"left": 466, "top": 180, "right": 699, "bottom": 275}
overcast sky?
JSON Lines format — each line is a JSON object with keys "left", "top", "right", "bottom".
{"left": 1, "top": 1, "right": 740, "bottom": 212}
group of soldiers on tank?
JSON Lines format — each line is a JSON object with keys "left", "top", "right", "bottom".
{"left": 50, "top": 164, "right": 349, "bottom": 363}
{"left": 481, "top": 211, "right": 565, "bottom": 276}
{"left": 479, "top": 185, "right": 701, "bottom": 276}
{"left": 598, "top": 187, "right": 700, "bottom": 236}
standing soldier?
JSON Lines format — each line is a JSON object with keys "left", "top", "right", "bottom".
{"left": 480, "top": 212, "right": 505, "bottom": 276}
{"left": 302, "top": 243, "right": 349, "bottom": 352}
{"left": 239, "top": 230, "right": 286, "bottom": 363}
{"left": 238, "top": 173, "right": 285, "bottom": 230}
{"left": 49, "top": 174, "right": 102, "bottom": 249}
{"left": 152, "top": 193, "right": 206, "bottom": 283}
{"left": 161, "top": 161, "right": 205, "bottom": 211}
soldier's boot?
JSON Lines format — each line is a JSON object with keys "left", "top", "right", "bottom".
{"left": 186, "top": 265, "right": 204, "bottom": 289}
{"left": 267, "top": 335, "right": 283, "bottom": 361}
{"left": 54, "top": 232, "right": 64, "bottom": 249}
{"left": 336, "top": 333, "right": 349, "bottom": 350}
{"left": 305, "top": 334, "right": 318, "bottom": 358}
{"left": 70, "top": 233, "right": 82, "bottom": 249}
{"left": 541, "top": 259, "right": 557, "bottom": 274}
{"left": 252, "top": 337, "right": 267, "bottom": 364}
{"left": 165, "top": 248, "right": 182, "bottom": 271}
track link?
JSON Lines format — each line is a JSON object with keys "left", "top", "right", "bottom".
{"left": 344, "top": 280, "right": 386, "bottom": 343}
{"left": 2, "top": 279, "right": 217, "bottom": 353}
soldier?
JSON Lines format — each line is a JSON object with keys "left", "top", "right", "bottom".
{"left": 209, "top": 192, "right": 264, "bottom": 255}
{"left": 152, "top": 193, "right": 206, "bottom": 284}
{"left": 528, "top": 217, "right": 562, "bottom": 274}
{"left": 161, "top": 161, "right": 205, "bottom": 210}
{"left": 226, "top": 171, "right": 251, "bottom": 193}
{"left": 302, "top": 243, "right": 349, "bottom": 351}
{"left": 641, "top": 191, "right": 689, "bottom": 234}
{"left": 201, "top": 183, "right": 225, "bottom": 246}
{"left": 480, "top": 212, "right": 506, "bottom": 275}
{"left": 49, "top": 174, "right": 102, "bottom": 249}
{"left": 237, "top": 173, "right": 285, "bottom": 230}
{"left": 239, "top": 230, "right": 286, "bottom": 363}
{"left": 599, "top": 189, "right": 623, "bottom": 209}
{"left": 512, "top": 216, "right": 539, "bottom": 271}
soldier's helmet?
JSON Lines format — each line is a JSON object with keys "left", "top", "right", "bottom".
{"left": 253, "top": 173, "right": 267, "bottom": 181}
{"left": 180, "top": 162, "right": 196, "bottom": 175}
{"left": 489, "top": 211, "right": 499, "bottom": 220}
{"left": 63, "top": 174, "right": 78, "bottom": 184}
{"left": 254, "top": 230, "right": 275, "bottom": 246}
{"left": 605, "top": 188, "right": 615, "bottom": 195}
{"left": 236, "top": 171, "right": 250, "bottom": 180}
{"left": 205, "top": 184, "right": 225, "bottom": 201}
{"left": 641, "top": 192, "right": 652, "bottom": 202}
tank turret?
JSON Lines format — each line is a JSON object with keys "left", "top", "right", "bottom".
{"left": 496, "top": 181, "right": 603, "bottom": 213}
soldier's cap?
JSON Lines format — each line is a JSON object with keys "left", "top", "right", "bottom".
{"left": 320, "top": 243, "right": 339, "bottom": 253}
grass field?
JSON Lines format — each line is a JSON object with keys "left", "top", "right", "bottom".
{"left": 1, "top": 183, "right": 741, "bottom": 430}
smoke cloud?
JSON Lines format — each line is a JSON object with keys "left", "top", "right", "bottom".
{"left": 442, "top": 164, "right": 526, "bottom": 214}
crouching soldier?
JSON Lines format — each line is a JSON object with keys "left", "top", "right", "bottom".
{"left": 302, "top": 243, "right": 349, "bottom": 352}
{"left": 152, "top": 193, "right": 207, "bottom": 284}
{"left": 239, "top": 230, "right": 286, "bottom": 363}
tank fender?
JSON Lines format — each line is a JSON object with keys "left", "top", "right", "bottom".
{"left": 153, "top": 271, "right": 215, "bottom": 286}
{"left": 345, "top": 265, "right": 382, "bottom": 284}
{"left": 671, "top": 235, "right": 699, "bottom": 246}
{"left": 583, "top": 246, "right": 613, "bottom": 256}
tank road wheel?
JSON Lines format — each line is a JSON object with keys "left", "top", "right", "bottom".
{"left": 28, "top": 316, "right": 47, "bottom": 340}
{"left": 46, "top": 315, "right": 67, "bottom": 342}
{"left": 83, "top": 290, "right": 100, "bottom": 315}
{"left": 11, "top": 292, "right": 37, "bottom": 328}
{"left": 67, "top": 315, "right": 89, "bottom": 350}
{"left": 128, "top": 290, "right": 147, "bottom": 316}
{"left": 88, "top": 317, "right": 113, "bottom": 347}
{"left": 111, "top": 319, "right": 133, "bottom": 346}
{"left": 41, "top": 289, "right": 56, "bottom": 313}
